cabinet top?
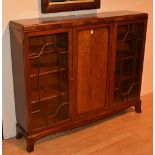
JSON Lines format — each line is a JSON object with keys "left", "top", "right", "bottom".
{"left": 10, "top": 10, "right": 148, "bottom": 32}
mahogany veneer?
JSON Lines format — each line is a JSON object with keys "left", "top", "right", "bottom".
{"left": 9, "top": 11, "right": 148, "bottom": 152}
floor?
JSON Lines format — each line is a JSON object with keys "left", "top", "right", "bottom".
{"left": 2, "top": 93, "right": 153, "bottom": 155}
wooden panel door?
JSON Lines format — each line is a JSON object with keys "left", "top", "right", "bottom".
{"left": 74, "top": 25, "right": 110, "bottom": 115}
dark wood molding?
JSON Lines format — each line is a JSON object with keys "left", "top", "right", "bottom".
{"left": 41, "top": 0, "right": 100, "bottom": 13}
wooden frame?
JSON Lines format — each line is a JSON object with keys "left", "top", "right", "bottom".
{"left": 41, "top": 0, "right": 100, "bottom": 13}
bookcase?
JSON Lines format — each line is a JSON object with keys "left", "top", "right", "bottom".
{"left": 9, "top": 11, "right": 148, "bottom": 152}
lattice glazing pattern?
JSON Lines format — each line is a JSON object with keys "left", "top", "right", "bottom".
{"left": 28, "top": 33, "right": 69, "bottom": 131}
{"left": 113, "top": 23, "right": 144, "bottom": 104}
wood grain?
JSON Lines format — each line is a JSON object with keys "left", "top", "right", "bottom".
{"left": 9, "top": 11, "right": 148, "bottom": 32}
{"left": 10, "top": 27, "right": 28, "bottom": 132}
{"left": 76, "top": 26, "right": 108, "bottom": 114}
{"left": 3, "top": 93, "right": 152, "bottom": 155}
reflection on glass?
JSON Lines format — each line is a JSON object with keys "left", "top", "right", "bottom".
{"left": 28, "top": 33, "right": 69, "bottom": 130}
{"left": 113, "top": 23, "right": 144, "bottom": 104}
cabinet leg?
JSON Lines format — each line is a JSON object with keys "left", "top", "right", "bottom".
{"left": 16, "top": 128, "right": 23, "bottom": 139}
{"left": 135, "top": 101, "right": 142, "bottom": 113}
{"left": 26, "top": 138, "right": 35, "bottom": 153}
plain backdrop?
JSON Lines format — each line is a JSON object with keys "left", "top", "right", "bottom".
{"left": 2, "top": 0, "right": 153, "bottom": 139}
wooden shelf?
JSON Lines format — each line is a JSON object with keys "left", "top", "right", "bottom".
{"left": 113, "top": 88, "right": 121, "bottom": 92}
{"left": 115, "top": 72, "right": 135, "bottom": 81}
{"left": 121, "top": 74, "right": 135, "bottom": 81}
{"left": 29, "top": 44, "right": 67, "bottom": 58}
{"left": 30, "top": 66, "right": 67, "bottom": 78}
{"left": 31, "top": 85, "right": 67, "bottom": 104}
{"left": 116, "top": 55, "right": 138, "bottom": 62}
{"left": 116, "top": 50, "right": 138, "bottom": 61}
{"left": 32, "top": 102, "right": 69, "bottom": 115}
{"left": 113, "top": 82, "right": 139, "bottom": 96}
{"left": 122, "top": 55, "right": 138, "bottom": 61}
{"left": 117, "top": 33, "right": 143, "bottom": 41}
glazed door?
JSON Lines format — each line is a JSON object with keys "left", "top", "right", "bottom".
{"left": 74, "top": 25, "right": 110, "bottom": 115}
{"left": 27, "top": 29, "right": 72, "bottom": 132}
{"left": 111, "top": 21, "right": 146, "bottom": 105}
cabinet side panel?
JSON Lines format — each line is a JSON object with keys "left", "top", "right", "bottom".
{"left": 10, "top": 27, "right": 28, "bottom": 131}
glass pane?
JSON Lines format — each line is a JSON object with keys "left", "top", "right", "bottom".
{"left": 28, "top": 33, "right": 69, "bottom": 130}
{"left": 113, "top": 22, "right": 144, "bottom": 104}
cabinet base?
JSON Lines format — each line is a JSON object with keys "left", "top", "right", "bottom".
{"left": 135, "top": 100, "right": 142, "bottom": 113}
{"left": 26, "top": 141, "right": 34, "bottom": 153}
{"left": 16, "top": 101, "right": 142, "bottom": 152}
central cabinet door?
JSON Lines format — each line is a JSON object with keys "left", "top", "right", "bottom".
{"left": 74, "top": 25, "right": 109, "bottom": 115}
